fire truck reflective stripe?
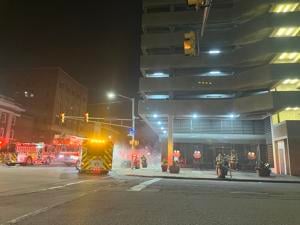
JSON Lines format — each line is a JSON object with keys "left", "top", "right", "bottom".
{"left": 104, "top": 150, "right": 112, "bottom": 161}
{"left": 10, "top": 153, "right": 17, "bottom": 162}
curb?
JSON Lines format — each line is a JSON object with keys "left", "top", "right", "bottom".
{"left": 125, "top": 174, "right": 300, "bottom": 184}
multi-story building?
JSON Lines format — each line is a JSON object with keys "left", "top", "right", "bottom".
{"left": 139, "top": 0, "right": 300, "bottom": 175}
{"left": 1, "top": 67, "right": 88, "bottom": 143}
{"left": 0, "top": 95, "right": 24, "bottom": 146}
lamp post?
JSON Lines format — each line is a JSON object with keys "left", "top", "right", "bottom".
{"left": 107, "top": 92, "right": 136, "bottom": 151}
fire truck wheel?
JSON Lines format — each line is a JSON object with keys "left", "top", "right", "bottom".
{"left": 45, "top": 157, "right": 51, "bottom": 165}
{"left": 25, "top": 157, "right": 33, "bottom": 166}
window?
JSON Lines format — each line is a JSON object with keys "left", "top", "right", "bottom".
{"left": 1, "top": 113, "right": 7, "bottom": 124}
{"left": 0, "top": 128, "right": 4, "bottom": 137}
{"left": 10, "top": 130, "right": 14, "bottom": 139}
{"left": 11, "top": 116, "right": 16, "bottom": 126}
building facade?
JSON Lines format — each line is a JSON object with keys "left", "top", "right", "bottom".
{"left": 139, "top": 0, "right": 300, "bottom": 175}
{"left": 1, "top": 67, "right": 88, "bottom": 143}
{"left": 0, "top": 95, "right": 24, "bottom": 146}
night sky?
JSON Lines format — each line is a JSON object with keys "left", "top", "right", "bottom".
{"left": 0, "top": 0, "right": 142, "bottom": 102}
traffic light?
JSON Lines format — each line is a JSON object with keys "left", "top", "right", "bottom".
{"left": 84, "top": 113, "right": 89, "bottom": 123}
{"left": 60, "top": 113, "right": 65, "bottom": 123}
{"left": 187, "top": 0, "right": 206, "bottom": 8}
{"left": 184, "top": 31, "right": 197, "bottom": 56}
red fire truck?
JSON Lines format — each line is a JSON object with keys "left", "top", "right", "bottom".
{"left": 53, "top": 135, "right": 83, "bottom": 166}
{"left": 7, "top": 143, "right": 57, "bottom": 166}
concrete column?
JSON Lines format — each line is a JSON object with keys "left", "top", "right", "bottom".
{"left": 270, "top": 116, "right": 279, "bottom": 174}
{"left": 257, "top": 144, "right": 261, "bottom": 163}
{"left": 160, "top": 138, "right": 167, "bottom": 162}
{"left": 168, "top": 115, "right": 174, "bottom": 166}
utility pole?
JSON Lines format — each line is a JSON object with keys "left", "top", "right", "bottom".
{"left": 131, "top": 97, "right": 136, "bottom": 151}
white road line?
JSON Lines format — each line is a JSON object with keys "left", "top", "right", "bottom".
{"left": 230, "top": 191, "right": 269, "bottom": 195}
{"left": 1, "top": 192, "right": 89, "bottom": 225}
{"left": 38, "top": 180, "right": 91, "bottom": 192}
{"left": 128, "top": 178, "right": 161, "bottom": 192}
{"left": 4, "top": 207, "right": 51, "bottom": 224}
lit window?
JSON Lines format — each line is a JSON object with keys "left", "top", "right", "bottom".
{"left": 271, "top": 27, "right": 300, "bottom": 37}
{"left": 272, "top": 52, "right": 300, "bottom": 64}
{"left": 271, "top": 3, "right": 299, "bottom": 13}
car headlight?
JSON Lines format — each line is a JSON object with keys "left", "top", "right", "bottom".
{"left": 58, "top": 154, "right": 64, "bottom": 159}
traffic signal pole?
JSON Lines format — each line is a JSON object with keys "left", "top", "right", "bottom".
{"left": 131, "top": 97, "right": 135, "bottom": 151}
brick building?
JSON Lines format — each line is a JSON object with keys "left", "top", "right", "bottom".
{"left": 0, "top": 95, "right": 24, "bottom": 145}
{"left": 0, "top": 67, "right": 88, "bottom": 143}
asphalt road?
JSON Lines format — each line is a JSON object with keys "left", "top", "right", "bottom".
{"left": 0, "top": 166, "right": 300, "bottom": 225}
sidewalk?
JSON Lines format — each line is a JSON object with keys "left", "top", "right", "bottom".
{"left": 114, "top": 167, "right": 300, "bottom": 184}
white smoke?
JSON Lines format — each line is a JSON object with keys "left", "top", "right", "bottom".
{"left": 112, "top": 142, "right": 162, "bottom": 169}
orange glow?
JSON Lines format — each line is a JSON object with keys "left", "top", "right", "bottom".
{"left": 184, "top": 41, "right": 192, "bottom": 50}
{"left": 90, "top": 139, "right": 106, "bottom": 144}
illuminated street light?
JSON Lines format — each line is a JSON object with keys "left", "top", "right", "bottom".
{"left": 107, "top": 91, "right": 135, "bottom": 151}
{"left": 209, "top": 71, "right": 221, "bottom": 75}
{"left": 208, "top": 49, "right": 221, "bottom": 55}
{"left": 229, "top": 113, "right": 239, "bottom": 119}
{"left": 107, "top": 92, "right": 116, "bottom": 99}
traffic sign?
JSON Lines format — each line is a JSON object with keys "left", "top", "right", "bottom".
{"left": 128, "top": 128, "right": 136, "bottom": 137}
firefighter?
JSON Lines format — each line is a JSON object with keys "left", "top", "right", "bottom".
{"left": 131, "top": 154, "right": 140, "bottom": 169}
{"left": 141, "top": 155, "right": 147, "bottom": 168}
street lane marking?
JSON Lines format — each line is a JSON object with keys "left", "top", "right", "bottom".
{"left": 230, "top": 191, "right": 269, "bottom": 195}
{"left": 38, "top": 180, "right": 92, "bottom": 192}
{"left": 3, "top": 206, "right": 51, "bottom": 224}
{"left": 128, "top": 178, "right": 161, "bottom": 192}
{"left": 0, "top": 190, "right": 94, "bottom": 225}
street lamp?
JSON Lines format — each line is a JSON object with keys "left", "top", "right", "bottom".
{"left": 106, "top": 92, "right": 136, "bottom": 151}
{"left": 107, "top": 92, "right": 116, "bottom": 99}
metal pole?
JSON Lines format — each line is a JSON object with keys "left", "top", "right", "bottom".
{"left": 131, "top": 97, "right": 135, "bottom": 151}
